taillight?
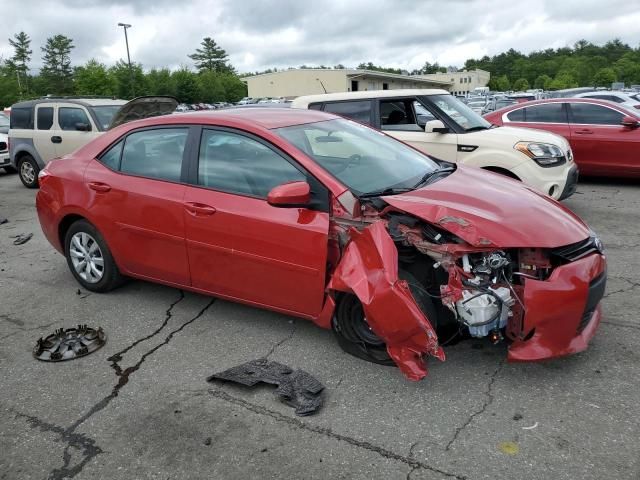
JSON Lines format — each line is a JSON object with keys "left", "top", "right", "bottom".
{"left": 38, "top": 168, "right": 52, "bottom": 185}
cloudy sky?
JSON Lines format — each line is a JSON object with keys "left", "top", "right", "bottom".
{"left": 2, "top": 0, "right": 640, "bottom": 74}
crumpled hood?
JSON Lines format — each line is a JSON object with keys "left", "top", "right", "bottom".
{"left": 466, "top": 125, "right": 571, "bottom": 151}
{"left": 383, "top": 166, "right": 589, "bottom": 248}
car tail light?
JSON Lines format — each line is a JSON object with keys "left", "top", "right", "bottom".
{"left": 38, "top": 168, "right": 52, "bottom": 185}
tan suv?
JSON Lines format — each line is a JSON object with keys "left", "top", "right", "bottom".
{"left": 9, "top": 96, "right": 177, "bottom": 187}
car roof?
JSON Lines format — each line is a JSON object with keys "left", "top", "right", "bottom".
{"left": 488, "top": 97, "right": 640, "bottom": 117}
{"left": 11, "top": 98, "right": 127, "bottom": 109}
{"left": 291, "top": 89, "right": 450, "bottom": 107}
{"left": 125, "top": 107, "right": 339, "bottom": 130}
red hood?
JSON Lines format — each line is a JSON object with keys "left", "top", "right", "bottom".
{"left": 382, "top": 166, "right": 590, "bottom": 248}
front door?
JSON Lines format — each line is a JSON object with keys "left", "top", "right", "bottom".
{"left": 83, "top": 126, "right": 191, "bottom": 285}
{"left": 568, "top": 102, "right": 640, "bottom": 175}
{"left": 54, "top": 103, "right": 101, "bottom": 157}
{"left": 183, "top": 128, "right": 329, "bottom": 317}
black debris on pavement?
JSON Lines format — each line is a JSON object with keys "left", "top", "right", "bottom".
{"left": 33, "top": 325, "right": 106, "bottom": 362}
{"left": 0, "top": 217, "right": 8, "bottom": 225}
{"left": 207, "top": 358, "right": 325, "bottom": 416}
{"left": 11, "top": 233, "right": 33, "bottom": 245}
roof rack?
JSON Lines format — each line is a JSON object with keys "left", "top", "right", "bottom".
{"left": 40, "top": 95, "right": 118, "bottom": 100}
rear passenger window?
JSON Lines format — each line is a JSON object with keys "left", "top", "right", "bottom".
{"left": 522, "top": 103, "right": 567, "bottom": 123}
{"left": 324, "top": 101, "right": 372, "bottom": 125}
{"left": 37, "top": 107, "right": 54, "bottom": 130}
{"left": 59, "top": 107, "right": 91, "bottom": 131}
{"left": 198, "top": 129, "right": 305, "bottom": 197}
{"left": 99, "top": 141, "right": 123, "bottom": 170}
{"left": 120, "top": 129, "right": 187, "bottom": 182}
{"left": 506, "top": 108, "right": 525, "bottom": 121}
{"left": 10, "top": 107, "right": 33, "bottom": 129}
{"left": 308, "top": 103, "right": 323, "bottom": 110}
{"left": 569, "top": 103, "right": 624, "bottom": 125}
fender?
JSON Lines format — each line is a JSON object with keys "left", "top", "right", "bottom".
{"left": 9, "top": 138, "right": 46, "bottom": 169}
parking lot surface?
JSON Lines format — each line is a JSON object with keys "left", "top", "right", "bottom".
{"left": 1, "top": 170, "right": 639, "bottom": 480}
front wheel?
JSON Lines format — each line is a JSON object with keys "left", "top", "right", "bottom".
{"left": 18, "top": 155, "right": 40, "bottom": 188}
{"left": 64, "top": 220, "right": 123, "bottom": 292}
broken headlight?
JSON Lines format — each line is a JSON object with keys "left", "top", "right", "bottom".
{"left": 514, "top": 141, "right": 566, "bottom": 167}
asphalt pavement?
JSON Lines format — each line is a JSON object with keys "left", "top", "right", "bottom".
{"left": 0, "top": 169, "right": 638, "bottom": 480}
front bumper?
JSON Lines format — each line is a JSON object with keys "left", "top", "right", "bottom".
{"left": 0, "top": 151, "right": 9, "bottom": 167}
{"left": 511, "top": 159, "right": 576, "bottom": 200}
{"left": 508, "top": 253, "right": 606, "bottom": 361}
{"left": 558, "top": 164, "right": 579, "bottom": 200}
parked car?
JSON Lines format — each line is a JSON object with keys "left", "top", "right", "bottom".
{"left": 36, "top": 108, "right": 606, "bottom": 380}
{"left": 483, "top": 98, "right": 518, "bottom": 114}
{"left": 291, "top": 90, "right": 578, "bottom": 200}
{"left": 547, "top": 87, "right": 596, "bottom": 99}
{"left": 574, "top": 91, "right": 640, "bottom": 110}
{"left": 9, "top": 96, "right": 177, "bottom": 188}
{"left": 484, "top": 98, "right": 640, "bottom": 177}
{"left": 0, "top": 112, "right": 12, "bottom": 173}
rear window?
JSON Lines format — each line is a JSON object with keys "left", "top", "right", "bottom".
{"left": 522, "top": 103, "right": 567, "bottom": 123}
{"left": 505, "top": 108, "right": 525, "bottom": 121}
{"left": 10, "top": 107, "right": 33, "bottom": 129}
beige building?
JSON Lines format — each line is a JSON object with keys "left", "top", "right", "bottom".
{"left": 418, "top": 69, "right": 490, "bottom": 96}
{"left": 242, "top": 69, "right": 452, "bottom": 99}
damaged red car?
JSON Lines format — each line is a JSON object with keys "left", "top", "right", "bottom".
{"left": 36, "top": 108, "right": 607, "bottom": 380}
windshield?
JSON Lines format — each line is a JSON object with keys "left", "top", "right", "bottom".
{"left": 423, "top": 94, "right": 492, "bottom": 131}
{"left": 90, "top": 105, "right": 122, "bottom": 130}
{"left": 274, "top": 119, "right": 439, "bottom": 196}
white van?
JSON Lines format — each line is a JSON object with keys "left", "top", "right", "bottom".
{"left": 291, "top": 90, "right": 578, "bottom": 200}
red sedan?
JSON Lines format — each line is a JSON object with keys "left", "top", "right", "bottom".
{"left": 36, "top": 108, "right": 606, "bottom": 380}
{"left": 484, "top": 98, "right": 640, "bottom": 177}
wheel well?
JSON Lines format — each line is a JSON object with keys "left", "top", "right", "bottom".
{"left": 15, "top": 150, "right": 32, "bottom": 163}
{"left": 482, "top": 166, "right": 521, "bottom": 181}
{"left": 58, "top": 214, "right": 86, "bottom": 250}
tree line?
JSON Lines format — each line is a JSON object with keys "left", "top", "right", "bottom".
{"left": 0, "top": 34, "right": 247, "bottom": 108}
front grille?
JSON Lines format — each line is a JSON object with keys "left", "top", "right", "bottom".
{"left": 0, "top": 141, "right": 7, "bottom": 152}
{"left": 551, "top": 237, "right": 600, "bottom": 263}
{"left": 578, "top": 272, "right": 607, "bottom": 333}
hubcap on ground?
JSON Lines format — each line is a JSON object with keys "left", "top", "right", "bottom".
{"left": 21, "top": 161, "right": 35, "bottom": 184}
{"left": 69, "top": 232, "right": 104, "bottom": 283}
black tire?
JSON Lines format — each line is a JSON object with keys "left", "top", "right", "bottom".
{"left": 3, "top": 166, "right": 17, "bottom": 174}
{"left": 17, "top": 154, "right": 40, "bottom": 188}
{"left": 64, "top": 220, "right": 123, "bottom": 292}
{"left": 332, "top": 270, "right": 437, "bottom": 366}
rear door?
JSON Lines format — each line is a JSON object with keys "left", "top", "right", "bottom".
{"left": 183, "top": 127, "right": 330, "bottom": 317}
{"left": 54, "top": 103, "right": 101, "bottom": 156}
{"left": 567, "top": 102, "right": 639, "bottom": 175}
{"left": 33, "top": 104, "right": 58, "bottom": 161}
{"left": 83, "top": 126, "right": 192, "bottom": 284}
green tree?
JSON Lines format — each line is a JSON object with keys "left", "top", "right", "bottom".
{"left": 173, "top": 68, "right": 200, "bottom": 103}
{"left": 40, "top": 34, "right": 75, "bottom": 94}
{"left": 189, "top": 37, "right": 234, "bottom": 74}
{"left": 219, "top": 74, "right": 247, "bottom": 102}
{"left": 512, "top": 78, "right": 530, "bottom": 91}
{"left": 489, "top": 74, "right": 510, "bottom": 91}
{"left": 74, "top": 59, "right": 116, "bottom": 95}
{"left": 5, "top": 31, "right": 32, "bottom": 96}
{"left": 0, "top": 65, "right": 21, "bottom": 108}
{"left": 592, "top": 67, "right": 617, "bottom": 87}
{"left": 533, "top": 74, "right": 553, "bottom": 89}
{"left": 109, "top": 60, "right": 147, "bottom": 99}
{"left": 146, "top": 68, "right": 177, "bottom": 96}
{"left": 197, "top": 71, "right": 225, "bottom": 102}
{"left": 548, "top": 72, "right": 578, "bottom": 90}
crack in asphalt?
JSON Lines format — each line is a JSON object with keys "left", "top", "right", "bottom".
{"left": 263, "top": 322, "right": 297, "bottom": 359}
{"left": 207, "top": 388, "right": 466, "bottom": 480}
{"left": 445, "top": 361, "right": 504, "bottom": 452}
{"left": 406, "top": 440, "right": 420, "bottom": 480}
{"left": 0, "top": 321, "right": 58, "bottom": 342}
{"left": 601, "top": 320, "right": 640, "bottom": 330}
{"left": 602, "top": 279, "right": 640, "bottom": 299}
{"left": 14, "top": 292, "right": 215, "bottom": 480}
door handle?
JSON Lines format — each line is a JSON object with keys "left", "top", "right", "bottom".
{"left": 88, "top": 182, "right": 111, "bottom": 193}
{"left": 51, "top": 136, "right": 62, "bottom": 143}
{"left": 574, "top": 129, "right": 593, "bottom": 135}
{"left": 184, "top": 202, "right": 216, "bottom": 216}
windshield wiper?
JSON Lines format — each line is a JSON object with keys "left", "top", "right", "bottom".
{"left": 359, "top": 187, "right": 415, "bottom": 198}
{"left": 412, "top": 166, "right": 456, "bottom": 189}
{"left": 465, "top": 125, "right": 490, "bottom": 132}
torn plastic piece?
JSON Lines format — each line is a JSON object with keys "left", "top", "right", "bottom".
{"left": 12, "top": 233, "right": 33, "bottom": 245}
{"left": 33, "top": 325, "right": 106, "bottom": 361}
{"left": 327, "top": 221, "right": 444, "bottom": 381}
{"left": 207, "top": 359, "right": 324, "bottom": 416}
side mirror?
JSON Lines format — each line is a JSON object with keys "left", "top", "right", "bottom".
{"left": 267, "top": 181, "right": 311, "bottom": 208}
{"left": 621, "top": 116, "right": 639, "bottom": 128}
{"left": 424, "top": 119, "right": 449, "bottom": 134}
{"left": 75, "top": 122, "right": 92, "bottom": 132}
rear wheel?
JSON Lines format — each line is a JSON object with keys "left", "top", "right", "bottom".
{"left": 18, "top": 155, "right": 40, "bottom": 188}
{"left": 332, "top": 270, "right": 438, "bottom": 365}
{"left": 64, "top": 220, "right": 123, "bottom": 292}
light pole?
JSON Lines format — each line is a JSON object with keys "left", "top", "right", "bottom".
{"left": 117, "top": 22, "right": 134, "bottom": 98}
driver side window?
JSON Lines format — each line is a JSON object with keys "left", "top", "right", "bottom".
{"left": 379, "top": 99, "right": 423, "bottom": 131}
{"left": 198, "top": 130, "right": 306, "bottom": 198}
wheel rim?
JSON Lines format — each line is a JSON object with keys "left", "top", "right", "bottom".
{"left": 21, "top": 161, "right": 35, "bottom": 184}
{"left": 69, "top": 232, "right": 105, "bottom": 284}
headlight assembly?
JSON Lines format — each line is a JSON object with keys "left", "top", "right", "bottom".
{"left": 514, "top": 142, "right": 566, "bottom": 167}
